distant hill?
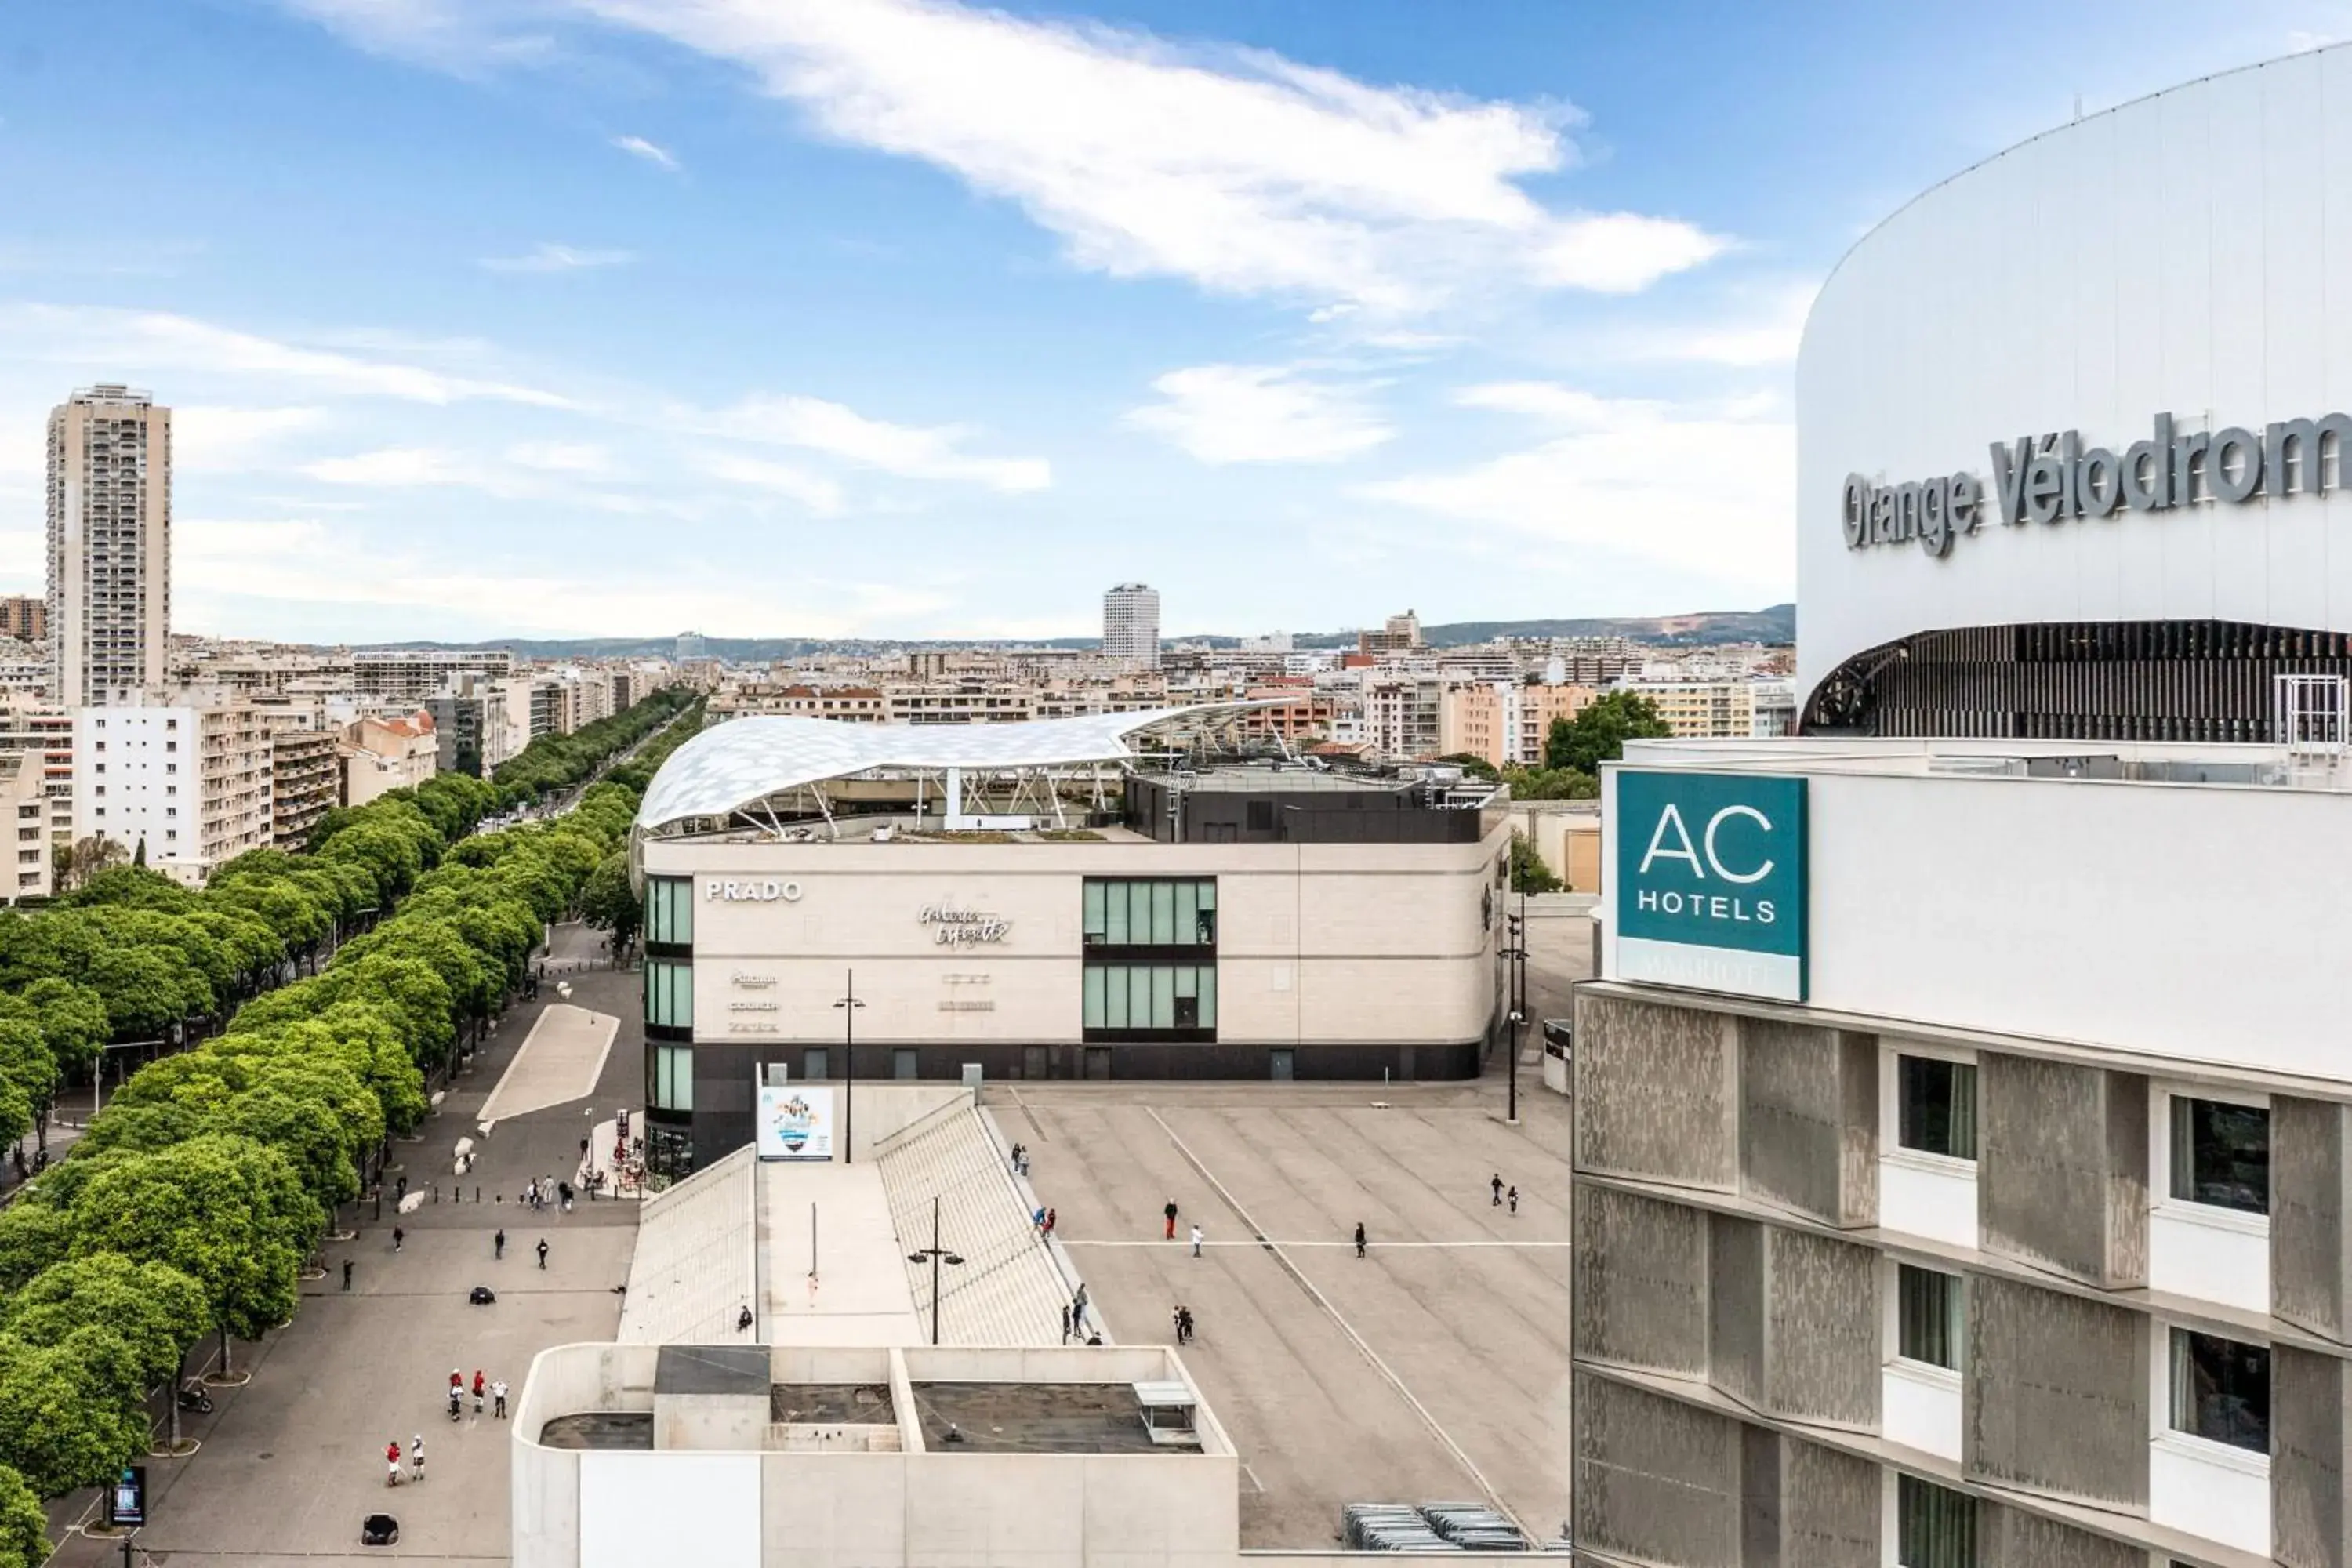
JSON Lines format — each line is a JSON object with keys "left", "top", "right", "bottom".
{"left": 343, "top": 604, "right": 1794, "bottom": 660}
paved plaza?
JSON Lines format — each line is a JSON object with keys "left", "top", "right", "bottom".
{"left": 1002, "top": 1069, "right": 1574, "bottom": 1548}
{"left": 46, "top": 934, "right": 646, "bottom": 1567}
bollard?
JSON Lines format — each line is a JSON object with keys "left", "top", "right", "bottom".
{"left": 433, "top": 1183, "right": 440, "bottom": 1203}
{"left": 475, "top": 1186, "right": 481, "bottom": 1204}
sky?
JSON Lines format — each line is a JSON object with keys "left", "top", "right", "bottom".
{"left": 1, "top": 0, "right": 2347, "bottom": 644}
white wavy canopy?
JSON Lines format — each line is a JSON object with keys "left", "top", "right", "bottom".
{"left": 633, "top": 705, "right": 1251, "bottom": 832}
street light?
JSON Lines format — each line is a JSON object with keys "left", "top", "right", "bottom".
{"left": 906, "top": 1195, "right": 964, "bottom": 1345}
{"left": 1498, "top": 893, "right": 1528, "bottom": 1125}
{"left": 833, "top": 970, "right": 866, "bottom": 1164}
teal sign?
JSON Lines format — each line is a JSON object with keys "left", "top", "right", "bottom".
{"left": 1613, "top": 770, "right": 1807, "bottom": 1001}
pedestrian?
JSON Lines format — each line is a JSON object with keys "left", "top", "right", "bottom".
{"left": 1061, "top": 1303, "right": 1073, "bottom": 1345}
{"left": 1044, "top": 1207, "right": 1057, "bottom": 1239}
{"left": 396, "top": 1174, "right": 408, "bottom": 1203}
{"left": 560, "top": 1180, "right": 573, "bottom": 1213}
{"left": 1171, "top": 1303, "right": 1183, "bottom": 1341}
{"left": 495, "top": 1228, "right": 506, "bottom": 1260}
{"left": 1017, "top": 1148, "right": 1029, "bottom": 1177}
{"left": 393, "top": 1225, "right": 405, "bottom": 1253}
{"left": 450, "top": 1368, "right": 463, "bottom": 1395}
{"left": 447, "top": 1385, "right": 461, "bottom": 1422}
{"left": 1354, "top": 1221, "right": 1367, "bottom": 1258}
{"left": 1009, "top": 1142, "right": 1022, "bottom": 1172}
{"left": 492, "top": 1378, "right": 509, "bottom": 1419}
{"left": 1178, "top": 1305, "right": 1194, "bottom": 1344}
{"left": 524, "top": 1179, "right": 539, "bottom": 1210}
{"left": 1490, "top": 1173, "right": 1504, "bottom": 1207}
{"left": 1072, "top": 1283, "right": 1089, "bottom": 1334}
{"left": 386, "top": 1439, "right": 403, "bottom": 1488}
{"left": 474, "top": 1370, "right": 486, "bottom": 1414}
{"left": 581, "top": 1135, "right": 591, "bottom": 1161}
{"left": 1508, "top": 1185, "right": 1519, "bottom": 1215}
{"left": 1033, "top": 1205, "right": 1047, "bottom": 1236}
{"left": 1189, "top": 1222, "right": 1203, "bottom": 1258}
{"left": 410, "top": 1435, "right": 425, "bottom": 1483}
{"left": 343, "top": 1258, "right": 355, "bottom": 1291}
{"left": 1163, "top": 1199, "right": 1178, "bottom": 1240}
{"left": 736, "top": 1305, "right": 753, "bottom": 1332}
{"left": 536, "top": 1238, "right": 549, "bottom": 1269}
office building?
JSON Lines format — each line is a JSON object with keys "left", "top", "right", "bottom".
{"left": 629, "top": 706, "right": 1508, "bottom": 1174}
{"left": 1101, "top": 583, "right": 1160, "bottom": 665}
{"left": 71, "top": 693, "right": 270, "bottom": 886}
{"left": 0, "top": 597, "right": 46, "bottom": 646}
{"left": 49, "top": 385, "right": 170, "bottom": 705}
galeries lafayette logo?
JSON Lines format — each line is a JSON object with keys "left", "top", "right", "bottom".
{"left": 918, "top": 904, "right": 1010, "bottom": 945}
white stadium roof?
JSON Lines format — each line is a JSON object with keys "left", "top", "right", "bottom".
{"left": 633, "top": 705, "right": 1253, "bottom": 833}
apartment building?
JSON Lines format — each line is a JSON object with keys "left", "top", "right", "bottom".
{"left": 1361, "top": 677, "right": 1443, "bottom": 761}
{"left": 708, "top": 684, "right": 889, "bottom": 724}
{"left": 352, "top": 648, "right": 514, "bottom": 700}
{"left": 1439, "top": 681, "right": 1599, "bottom": 770}
{"left": 1358, "top": 609, "right": 1424, "bottom": 656}
{"left": 0, "top": 702, "right": 76, "bottom": 856}
{"left": 888, "top": 684, "right": 1037, "bottom": 724}
{"left": 49, "top": 385, "right": 171, "bottom": 705}
{"left": 72, "top": 694, "right": 271, "bottom": 886}
{"left": 342, "top": 711, "right": 438, "bottom": 806}
{"left": 1237, "top": 682, "right": 1337, "bottom": 745}
{"left": 268, "top": 728, "right": 340, "bottom": 848}
{"left": 0, "top": 754, "right": 49, "bottom": 901}
{"left": 0, "top": 596, "right": 46, "bottom": 645}
{"left": 1617, "top": 678, "right": 1758, "bottom": 739}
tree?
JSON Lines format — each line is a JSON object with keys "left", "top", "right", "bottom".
{"left": 0, "top": 1254, "right": 207, "bottom": 1399}
{"left": 0, "top": 1460, "right": 48, "bottom": 1567}
{"left": 67, "top": 1134, "right": 317, "bottom": 1377}
{"left": 1433, "top": 752, "right": 1501, "bottom": 782}
{"left": 50, "top": 836, "right": 126, "bottom": 896}
{"left": 579, "top": 851, "right": 640, "bottom": 950}
{"left": 1508, "top": 832, "right": 1563, "bottom": 895}
{"left": 1544, "top": 691, "right": 1672, "bottom": 774}
{"left": 0, "top": 1334, "right": 147, "bottom": 1500}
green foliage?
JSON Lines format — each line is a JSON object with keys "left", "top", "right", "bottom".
{"left": 1508, "top": 832, "right": 1563, "bottom": 895}
{"left": 0, "top": 1461, "right": 49, "bottom": 1568}
{"left": 0, "top": 1334, "right": 148, "bottom": 1499}
{"left": 1501, "top": 765, "right": 1599, "bottom": 801}
{"left": 1432, "top": 752, "right": 1501, "bottom": 782}
{"left": 494, "top": 686, "right": 697, "bottom": 801}
{"left": 0, "top": 1254, "right": 208, "bottom": 1395}
{"left": 579, "top": 851, "right": 640, "bottom": 948}
{"left": 1542, "top": 691, "right": 1672, "bottom": 774}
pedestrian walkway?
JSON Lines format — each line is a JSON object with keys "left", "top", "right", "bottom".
{"left": 477, "top": 1004, "right": 617, "bottom": 1125}
{"left": 873, "top": 1098, "right": 1076, "bottom": 1345}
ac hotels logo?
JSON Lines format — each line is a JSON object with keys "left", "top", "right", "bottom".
{"left": 1613, "top": 769, "right": 1808, "bottom": 1004}
{"left": 1633, "top": 800, "right": 1781, "bottom": 927}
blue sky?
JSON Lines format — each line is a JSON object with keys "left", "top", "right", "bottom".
{"left": 0, "top": 0, "right": 2344, "bottom": 643}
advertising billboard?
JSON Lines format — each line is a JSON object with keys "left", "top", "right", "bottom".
{"left": 754, "top": 1084, "right": 836, "bottom": 1161}
{"left": 1613, "top": 770, "right": 1808, "bottom": 1003}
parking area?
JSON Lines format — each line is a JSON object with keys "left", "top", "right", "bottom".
{"left": 1000, "top": 1068, "right": 1573, "bottom": 1548}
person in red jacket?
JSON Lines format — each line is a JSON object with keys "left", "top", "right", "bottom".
{"left": 472, "top": 1370, "right": 486, "bottom": 1414}
{"left": 386, "top": 1439, "right": 402, "bottom": 1487}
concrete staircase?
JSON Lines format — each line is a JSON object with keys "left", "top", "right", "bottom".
{"left": 617, "top": 1145, "right": 758, "bottom": 1345}
{"left": 874, "top": 1101, "right": 1073, "bottom": 1346}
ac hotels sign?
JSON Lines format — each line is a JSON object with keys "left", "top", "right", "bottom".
{"left": 1612, "top": 770, "right": 1809, "bottom": 1003}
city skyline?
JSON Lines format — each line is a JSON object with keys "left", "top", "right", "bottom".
{"left": 0, "top": 2, "right": 2339, "bottom": 646}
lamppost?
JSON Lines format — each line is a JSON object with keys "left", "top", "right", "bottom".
{"left": 833, "top": 970, "right": 866, "bottom": 1164}
{"left": 906, "top": 1196, "right": 964, "bottom": 1345}
{"left": 1499, "top": 895, "right": 1528, "bottom": 1126}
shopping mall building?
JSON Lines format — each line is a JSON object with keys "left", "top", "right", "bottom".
{"left": 1573, "top": 48, "right": 2352, "bottom": 1568}
{"left": 630, "top": 706, "right": 1509, "bottom": 1171}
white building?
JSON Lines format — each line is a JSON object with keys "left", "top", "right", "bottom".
{"left": 342, "top": 710, "right": 438, "bottom": 806}
{"left": 49, "top": 385, "right": 170, "bottom": 705}
{"left": 72, "top": 692, "right": 270, "bottom": 885}
{"left": 1101, "top": 583, "right": 1160, "bottom": 666}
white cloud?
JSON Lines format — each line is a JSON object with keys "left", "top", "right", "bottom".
{"left": 612, "top": 133, "right": 681, "bottom": 171}
{"left": 1124, "top": 364, "right": 1391, "bottom": 465}
{"left": 699, "top": 393, "right": 1050, "bottom": 492}
{"left": 301, "top": 446, "right": 470, "bottom": 486}
{"left": 479, "top": 242, "right": 634, "bottom": 274}
{"left": 506, "top": 440, "right": 615, "bottom": 475}
{"left": 329, "top": 0, "right": 1725, "bottom": 314}
{"left": 695, "top": 451, "right": 847, "bottom": 515}
{"left": 0, "top": 303, "right": 571, "bottom": 408}
{"left": 1358, "top": 383, "right": 1793, "bottom": 587}
{"left": 1621, "top": 282, "right": 1817, "bottom": 368}
{"left": 172, "top": 405, "right": 332, "bottom": 472}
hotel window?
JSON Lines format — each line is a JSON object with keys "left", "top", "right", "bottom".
{"left": 2171, "top": 1097, "right": 2268, "bottom": 1214}
{"left": 1083, "top": 877, "right": 1215, "bottom": 948}
{"left": 1896, "top": 1265, "right": 1963, "bottom": 1370}
{"left": 648, "top": 1044, "right": 693, "bottom": 1112}
{"left": 1896, "top": 1475, "right": 1975, "bottom": 1568}
{"left": 1083, "top": 963, "right": 1216, "bottom": 1039}
{"left": 2170, "top": 1330, "right": 2269, "bottom": 1453}
{"left": 644, "top": 876, "right": 694, "bottom": 946}
{"left": 1897, "top": 1055, "right": 1977, "bottom": 1161}
{"left": 644, "top": 959, "right": 694, "bottom": 1031}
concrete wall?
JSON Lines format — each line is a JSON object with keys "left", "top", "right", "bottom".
{"left": 2275, "top": 1098, "right": 2352, "bottom": 1343}
{"left": 1737, "top": 1019, "right": 1876, "bottom": 1229}
{"left": 1977, "top": 1505, "right": 2151, "bottom": 1568}
{"left": 1977, "top": 1055, "right": 2146, "bottom": 1289}
{"left": 1573, "top": 1185, "right": 1708, "bottom": 1376}
{"left": 1740, "top": 1432, "right": 1878, "bottom": 1568}
{"left": 1964, "top": 1276, "right": 2147, "bottom": 1509}
{"left": 1572, "top": 1373, "right": 1741, "bottom": 1568}
{"left": 1573, "top": 992, "right": 1736, "bottom": 1191}
{"left": 2272, "top": 1345, "right": 2352, "bottom": 1568}
{"left": 1706, "top": 1218, "right": 1876, "bottom": 1431}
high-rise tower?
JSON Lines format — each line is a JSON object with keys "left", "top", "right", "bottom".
{"left": 48, "top": 385, "right": 171, "bottom": 704}
{"left": 1102, "top": 583, "right": 1160, "bottom": 666}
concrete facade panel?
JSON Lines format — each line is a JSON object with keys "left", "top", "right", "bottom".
{"left": 1708, "top": 1214, "right": 1766, "bottom": 1410}
{"left": 1574, "top": 993, "right": 1737, "bottom": 1190}
{"left": 1979, "top": 1504, "right": 2148, "bottom": 1568}
{"left": 1965, "top": 1274, "right": 2149, "bottom": 1508}
{"left": 2274, "top": 1097, "right": 2352, "bottom": 1343}
{"left": 2272, "top": 1345, "right": 2352, "bottom": 1568}
{"left": 1738, "top": 1019, "right": 1878, "bottom": 1228}
{"left": 1979, "top": 1056, "right": 2147, "bottom": 1288}
{"left": 1573, "top": 1185, "right": 1708, "bottom": 1376}
{"left": 1571, "top": 1373, "right": 1741, "bottom": 1568}
{"left": 1762, "top": 1228, "right": 1878, "bottom": 1431}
